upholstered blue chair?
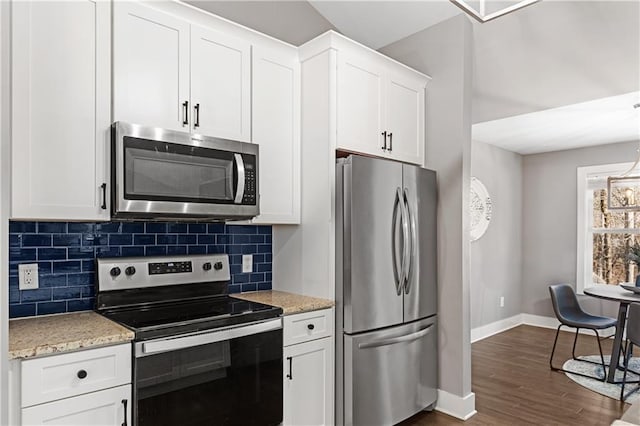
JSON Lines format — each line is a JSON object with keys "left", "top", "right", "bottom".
{"left": 549, "top": 283, "right": 617, "bottom": 381}
{"left": 621, "top": 303, "right": 640, "bottom": 401}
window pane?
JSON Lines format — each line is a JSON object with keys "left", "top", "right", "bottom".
{"left": 592, "top": 188, "right": 640, "bottom": 229}
{"left": 592, "top": 233, "right": 639, "bottom": 285}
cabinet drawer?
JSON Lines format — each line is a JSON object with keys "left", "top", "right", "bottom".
{"left": 21, "top": 384, "right": 131, "bottom": 426}
{"left": 284, "top": 308, "right": 333, "bottom": 346}
{"left": 21, "top": 343, "right": 131, "bottom": 407}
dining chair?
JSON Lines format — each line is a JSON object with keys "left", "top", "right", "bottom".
{"left": 621, "top": 303, "right": 640, "bottom": 401}
{"left": 549, "top": 283, "right": 617, "bottom": 381}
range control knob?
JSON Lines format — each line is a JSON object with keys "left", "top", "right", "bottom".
{"left": 125, "top": 266, "right": 136, "bottom": 276}
{"left": 110, "top": 267, "right": 121, "bottom": 277}
{"left": 214, "top": 261, "right": 223, "bottom": 271}
{"left": 203, "top": 262, "right": 212, "bottom": 271}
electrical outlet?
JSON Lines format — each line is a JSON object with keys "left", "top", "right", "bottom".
{"left": 500, "top": 296, "right": 505, "bottom": 308}
{"left": 242, "top": 255, "right": 253, "bottom": 273}
{"left": 19, "top": 264, "right": 39, "bottom": 290}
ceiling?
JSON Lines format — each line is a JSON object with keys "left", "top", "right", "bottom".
{"left": 184, "top": 1, "right": 335, "bottom": 46}
{"left": 186, "top": 0, "right": 640, "bottom": 155}
{"left": 472, "top": 91, "right": 640, "bottom": 155}
{"left": 307, "top": 1, "right": 461, "bottom": 50}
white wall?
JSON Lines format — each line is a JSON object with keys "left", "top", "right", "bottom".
{"left": 470, "top": 141, "right": 522, "bottom": 329}
{"left": 380, "top": 14, "right": 474, "bottom": 411}
{"left": 522, "top": 140, "right": 639, "bottom": 318}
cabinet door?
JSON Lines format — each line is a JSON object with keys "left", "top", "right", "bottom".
{"left": 385, "top": 70, "right": 425, "bottom": 165}
{"left": 252, "top": 46, "right": 300, "bottom": 224}
{"left": 284, "top": 338, "right": 333, "bottom": 426}
{"left": 11, "top": 0, "right": 110, "bottom": 221}
{"left": 191, "top": 26, "right": 251, "bottom": 141}
{"left": 337, "top": 51, "right": 386, "bottom": 156}
{"left": 113, "top": 2, "right": 190, "bottom": 132}
{"left": 21, "top": 384, "right": 131, "bottom": 426}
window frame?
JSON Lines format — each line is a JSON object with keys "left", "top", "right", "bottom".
{"left": 577, "top": 162, "right": 634, "bottom": 294}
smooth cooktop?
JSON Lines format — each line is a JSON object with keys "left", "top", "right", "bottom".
{"left": 99, "top": 296, "right": 282, "bottom": 340}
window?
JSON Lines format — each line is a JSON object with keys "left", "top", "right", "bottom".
{"left": 577, "top": 163, "right": 638, "bottom": 293}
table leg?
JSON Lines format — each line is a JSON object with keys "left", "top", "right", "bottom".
{"left": 607, "top": 303, "right": 629, "bottom": 383}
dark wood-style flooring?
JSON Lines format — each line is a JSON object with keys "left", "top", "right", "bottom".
{"left": 400, "top": 325, "right": 630, "bottom": 425}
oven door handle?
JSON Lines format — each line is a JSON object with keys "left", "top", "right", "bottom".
{"left": 140, "top": 318, "right": 281, "bottom": 356}
{"left": 234, "top": 153, "right": 246, "bottom": 204}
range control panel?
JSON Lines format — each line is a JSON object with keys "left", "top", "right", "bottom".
{"left": 149, "top": 261, "right": 193, "bottom": 275}
{"left": 97, "top": 254, "right": 230, "bottom": 292}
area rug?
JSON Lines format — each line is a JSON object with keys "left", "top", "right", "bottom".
{"left": 563, "top": 355, "right": 640, "bottom": 403}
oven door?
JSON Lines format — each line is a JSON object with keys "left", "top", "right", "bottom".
{"left": 112, "top": 121, "right": 259, "bottom": 220}
{"left": 133, "top": 319, "right": 282, "bottom": 426}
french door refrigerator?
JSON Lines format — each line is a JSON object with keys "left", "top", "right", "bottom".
{"left": 336, "top": 154, "right": 438, "bottom": 426}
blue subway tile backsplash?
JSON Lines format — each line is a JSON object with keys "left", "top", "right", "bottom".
{"left": 8, "top": 221, "right": 272, "bottom": 318}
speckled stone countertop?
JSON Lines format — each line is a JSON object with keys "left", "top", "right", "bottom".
{"left": 231, "top": 290, "right": 334, "bottom": 315}
{"left": 9, "top": 311, "right": 134, "bottom": 360}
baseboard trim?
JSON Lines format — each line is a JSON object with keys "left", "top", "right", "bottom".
{"left": 435, "top": 390, "right": 476, "bottom": 420}
{"left": 522, "top": 313, "right": 618, "bottom": 336}
{"left": 471, "top": 314, "right": 618, "bottom": 344}
{"left": 471, "top": 314, "right": 523, "bottom": 343}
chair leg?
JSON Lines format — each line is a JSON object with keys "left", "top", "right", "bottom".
{"left": 595, "top": 329, "right": 607, "bottom": 380}
{"left": 550, "top": 325, "right": 563, "bottom": 371}
{"left": 549, "top": 325, "right": 609, "bottom": 382}
{"left": 571, "top": 328, "right": 580, "bottom": 360}
{"left": 622, "top": 342, "right": 633, "bottom": 401}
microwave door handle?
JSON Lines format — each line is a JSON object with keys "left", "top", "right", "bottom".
{"left": 234, "top": 153, "right": 246, "bottom": 204}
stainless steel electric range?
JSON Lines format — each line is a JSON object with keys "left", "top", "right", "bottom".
{"left": 95, "top": 254, "right": 283, "bottom": 426}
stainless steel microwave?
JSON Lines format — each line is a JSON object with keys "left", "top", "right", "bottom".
{"left": 111, "top": 122, "right": 259, "bottom": 221}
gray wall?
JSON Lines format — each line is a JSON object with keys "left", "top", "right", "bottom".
{"left": 470, "top": 141, "right": 522, "bottom": 329}
{"left": 522, "top": 140, "right": 639, "bottom": 318}
{"left": 381, "top": 14, "right": 474, "bottom": 399}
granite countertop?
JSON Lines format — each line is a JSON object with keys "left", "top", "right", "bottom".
{"left": 9, "top": 311, "right": 134, "bottom": 360}
{"left": 231, "top": 290, "right": 334, "bottom": 315}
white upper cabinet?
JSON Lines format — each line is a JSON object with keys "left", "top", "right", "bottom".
{"left": 113, "top": 2, "right": 190, "bottom": 132}
{"left": 385, "top": 69, "right": 426, "bottom": 165}
{"left": 252, "top": 46, "right": 300, "bottom": 224}
{"left": 191, "top": 27, "right": 251, "bottom": 141}
{"left": 337, "top": 52, "right": 386, "bottom": 158}
{"left": 113, "top": 3, "right": 251, "bottom": 141}
{"left": 302, "top": 32, "right": 429, "bottom": 166}
{"left": 11, "top": 0, "right": 111, "bottom": 221}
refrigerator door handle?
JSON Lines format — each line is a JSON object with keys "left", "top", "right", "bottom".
{"left": 403, "top": 189, "right": 416, "bottom": 294}
{"left": 398, "top": 188, "right": 410, "bottom": 294}
{"left": 391, "top": 188, "right": 403, "bottom": 295}
{"left": 357, "top": 324, "right": 433, "bottom": 349}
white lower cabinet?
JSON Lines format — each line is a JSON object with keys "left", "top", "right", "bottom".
{"left": 21, "top": 385, "right": 131, "bottom": 426}
{"left": 11, "top": 344, "right": 132, "bottom": 426}
{"left": 283, "top": 308, "right": 334, "bottom": 426}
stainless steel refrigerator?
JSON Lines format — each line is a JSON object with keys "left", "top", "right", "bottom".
{"left": 336, "top": 154, "right": 438, "bottom": 426}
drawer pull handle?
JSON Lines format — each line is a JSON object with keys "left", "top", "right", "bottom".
{"left": 77, "top": 369, "right": 88, "bottom": 379}
{"left": 286, "top": 356, "right": 293, "bottom": 380}
{"left": 100, "top": 183, "right": 107, "bottom": 210}
{"left": 121, "top": 399, "right": 128, "bottom": 426}
{"left": 307, "top": 324, "right": 315, "bottom": 330}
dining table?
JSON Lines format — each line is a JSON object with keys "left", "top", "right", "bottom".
{"left": 583, "top": 284, "right": 640, "bottom": 383}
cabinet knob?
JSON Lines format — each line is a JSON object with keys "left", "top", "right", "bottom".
{"left": 307, "top": 324, "right": 315, "bottom": 331}
{"left": 77, "top": 369, "right": 88, "bottom": 379}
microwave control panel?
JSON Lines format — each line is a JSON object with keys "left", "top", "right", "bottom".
{"left": 241, "top": 155, "right": 257, "bottom": 205}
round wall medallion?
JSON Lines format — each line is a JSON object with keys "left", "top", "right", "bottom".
{"left": 470, "top": 177, "right": 492, "bottom": 242}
